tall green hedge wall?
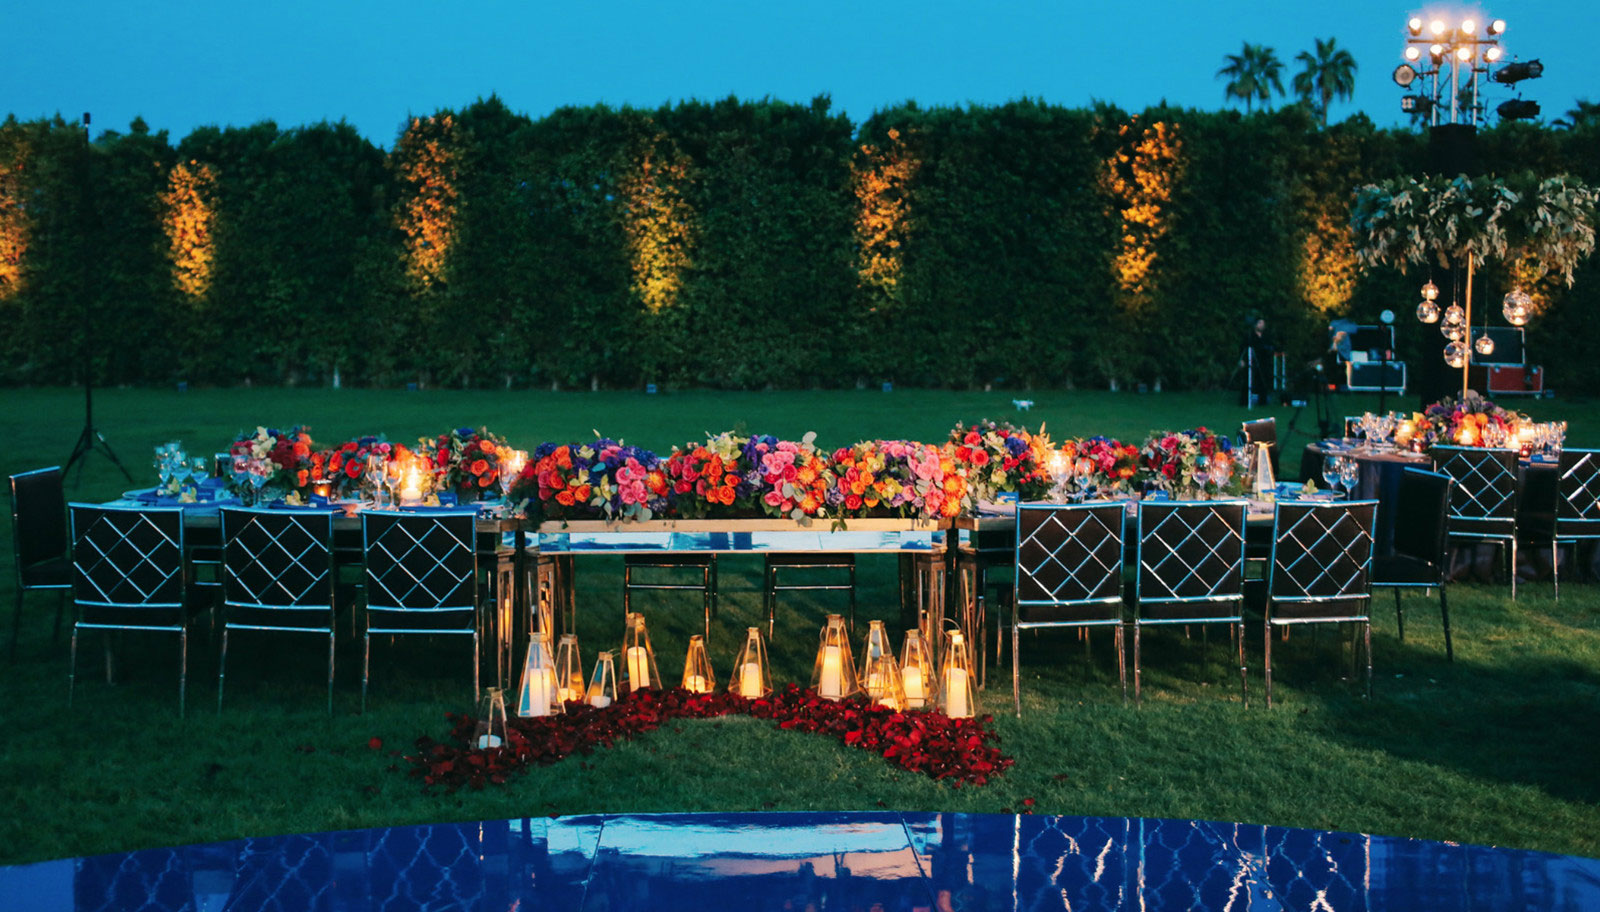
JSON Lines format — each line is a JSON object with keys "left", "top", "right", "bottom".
{"left": 2, "top": 97, "right": 1597, "bottom": 392}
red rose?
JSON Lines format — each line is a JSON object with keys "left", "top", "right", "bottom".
{"left": 345, "top": 461, "right": 362, "bottom": 479}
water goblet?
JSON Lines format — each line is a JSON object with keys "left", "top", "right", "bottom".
{"left": 1322, "top": 454, "right": 1344, "bottom": 493}
{"left": 1339, "top": 456, "right": 1360, "bottom": 498}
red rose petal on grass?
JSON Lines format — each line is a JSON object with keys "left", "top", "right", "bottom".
{"left": 368, "top": 737, "right": 383, "bottom": 751}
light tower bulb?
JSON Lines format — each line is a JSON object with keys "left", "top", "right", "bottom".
{"left": 1408, "top": 17, "right": 1424, "bottom": 35}
{"left": 1456, "top": 46, "right": 1472, "bottom": 61}
{"left": 1489, "top": 19, "right": 1506, "bottom": 36}
{"left": 1430, "top": 19, "right": 1446, "bottom": 36}
{"left": 1484, "top": 46, "right": 1503, "bottom": 62}
{"left": 1404, "top": 46, "right": 1421, "bottom": 61}
{"left": 1430, "top": 43, "right": 1445, "bottom": 59}
{"left": 1461, "top": 19, "right": 1477, "bottom": 34}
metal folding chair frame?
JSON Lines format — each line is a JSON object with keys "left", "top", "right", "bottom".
{"left": 1009, "top": 502, "right": 1128, "bottom": 715}
{"left": 1553, "top": 448, "right": 1600, "bottom": 601}
{"left": 1264, "top": 500, "right": 1378, "bottom": 708}
{"left": 218, "top": 507, "right": 339, "bottom": 713}
{"left": 67, "top": 503, "right": 190, "bottom": 715}
{"left": 9, "top": 466, "right": 71, "bottom": 659}
{"left": 1132, "top": 500, "right": 1248, "bottom": 705}
{"left": 361, "top": 511, "right": 481, "bottom": 712}
{"left": 1432, "top": 445, "right": 1521, "bottom": 599}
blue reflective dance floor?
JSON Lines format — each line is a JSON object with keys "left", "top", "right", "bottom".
{"left": 3, "top": 812, "right": 1597, "bottom": 911}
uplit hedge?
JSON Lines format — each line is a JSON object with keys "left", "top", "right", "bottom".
{"left": 1, "top": 99, "right": 1596, "bottom": 391}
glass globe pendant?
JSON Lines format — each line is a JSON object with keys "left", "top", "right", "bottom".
{"left": 1443, "top": 341, "right": 1468, "bottom": 368}
{"left": 1443, "top": 303, "right": 1465, "bottom": 325}
{"left": 1421, "top": 280, "right": 1440, "bottom": 301}
{"left": 1475, "top": 333, "right": 1496, "bottom": 355}
{"left": 1441, "top": 322, "right": 1465, "bottom": 341}
{"left": 1502, "top": 289, "right": 1532, "bottom": 326}
{"left": 1416, "top": 299, "right": 1440, "bottom": 323}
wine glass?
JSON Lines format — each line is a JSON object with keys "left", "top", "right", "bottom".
{"left": 1322, "top": 454, "right": 1344, "bottom": 493}
{"left": 365, "top": 455, "right": 387, "bottom": 507}
{"left": 192, "top": 456, "right": 210, "bottom": 484}
{"left": 1338, "top": 456, "right": 1360, "bottom": 498}
{"left": 1552, "top": 421, "right": 1567, "bottom": 454}
{"left": 155, "top": 447, "right": 174, "bottom": 490}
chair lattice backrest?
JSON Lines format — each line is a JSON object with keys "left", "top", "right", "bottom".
{"left": 11, "top": 466, "right": 67, "bottom": 572}
{"left": 1014, "top": 502, "right": 1125, "bottom": 621}
{"left": 362, "top": 511, "right": 478, "bottom": 613}
{"left": 1135, "top": 501, "right": 1246, "bottom": 611}
{"left": 221, "top": 508, "right": 336, "bottom": 612}
{"left": 1432, "top": 445, "right": 1519, "bottom": 532}
{"left": 1268, "top": 501, "right": 1377, "bottom": 609}
{"left": 68, "top": 504, "right": 186, "bottom": 610}
{"left": 1556, "top": 448, "right": 1600, "bottom": 539}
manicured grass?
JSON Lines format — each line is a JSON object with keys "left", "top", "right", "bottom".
{"left": 2, "top": 386, "right": 1597, "bottom": 865}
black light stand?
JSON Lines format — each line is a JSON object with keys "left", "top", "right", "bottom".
{"left": 62, "top": 112, "right": 132, "bottom": 487}
{"left": 1377, "top": 309, "right": 1395, "bottom": 415}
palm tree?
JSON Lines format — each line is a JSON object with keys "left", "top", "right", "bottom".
{"left": 1217, "top": 43, "right": 1286, "bottom": 114}
{"left": 1553, "top": 99, "right": 1600, "bottom": 130}
{"left": 1292, "top": 38, "right": 1358, "bottom": 127}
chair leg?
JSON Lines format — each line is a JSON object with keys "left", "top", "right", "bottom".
{"left": 68, "top": 625, "right": 79, "bottom": 708}
{"left": 1264, "top": 621, "right": 1274, "bottom": 708}
{"left": 327, "top": 631, "right": 336, "bottom": 716}
{"left": 1509, "top": 538, "right": 1518, "bottom": 601}
{"left": 472, "top": 629, "right": 480, "bottom": 700}
{"left": 1393, "top": 588, "right": 1405, "bottom": 642}
{"left": 54, "top": 590, "right": 65, "bottom": 643}
{"left": 1011, "top": 620, "right": 1021, "bottom": 717}
{"left": 1115, "top": 624, "right": 1127, "bottom": 703}
{"left": 764, "top": 563, "right": 776, "bottom": 638}
{"left": 361, "top": 631, "right": 371, "bottom": 714}
{"left": 1237, "top": 620, "right": 1248, "bottom": 708}
{"left": 1552, "top": 537, "right": 1560, "bottom": 600}
{"left": 1132, "top": 624, "right": 1142, "bottom": 704}
{"left": 1363, "top": 620, "right": 1373, "bottom": 701}
{"left": 1439, "top": 584, "right": 1454, "bottom": 663}
{"left": 217, "top": 628, "right": 230, "bottom": 712}
{"left": 179, "top": 627, "right": 188, "bottom": 718}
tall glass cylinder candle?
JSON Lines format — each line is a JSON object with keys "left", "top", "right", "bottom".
{"left": 730, "top": 626, "right": 772, "bottom": 698}
{"left": 622, "top": 612, "right": 660, "bottom": 694}
{"left": 810, "top": 614, "right": 859, "bottom": 700}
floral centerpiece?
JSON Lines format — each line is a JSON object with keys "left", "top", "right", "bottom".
{"left": 663, "top": 432, "right": 761, "bottom": 518}
{"left": 318, "top": 435, "right": 408, "bottom": 499}
{"left": 1422, "top": 392, "right": 1529, "bottom": 447}
{"left": 946, "top": 420, "right": 1055, "bottom": 503}
{"left": 225, "top": 426, "right": 316, "bottom": 500}
{"left": 1138, "top": 427, "right": 1240, "bottom": 498}
{"left": 829, "top": 441, "right": 967, "bottom": 519}
{"left": 511, "top": 439, "right": 670, "bottom": 523}
{"left": 1064, "top": 436, "right": 1142, "bottom": 496}
{"left": 749, "top": 432, "right": 835, "bottom": 520}
{"left": 422, "top": 427, "right": 512, "bottom": 497}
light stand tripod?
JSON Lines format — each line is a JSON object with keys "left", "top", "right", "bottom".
{"left": 61, "top": 112, "right": 131, "bottom": 487}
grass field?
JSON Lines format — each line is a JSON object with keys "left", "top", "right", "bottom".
{"left": 2, "top": 386, "right": 1597, "bottom": 865}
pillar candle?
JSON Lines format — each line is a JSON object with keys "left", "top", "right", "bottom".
{"left": 685, "top": 674, "right": 708, "bottom": 694}
{"left": 902, "top": 666, "right": 926, "bottom": 708}
{"left": 818, "top": 645, "right": 843, "bottom": 699}
{"left": 520, "top": 669, "right": 553, "bottom": 717}
{"left": 944, "top": 667, "right": 971, "bottom": 718}
{"left": 626, "top": 646, "right": 651, "bottom": 691}
{"left": 586, "top": 684, "right": 611, "bottom": 709}
{"left": 738, "top": 662, "right": 763, "bottom": 698}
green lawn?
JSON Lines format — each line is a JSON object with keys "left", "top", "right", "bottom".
{"left": 2, "top": 386, "right": 1597, "bottom": 865}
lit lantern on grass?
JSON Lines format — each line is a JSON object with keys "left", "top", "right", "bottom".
{"left": 860, "top": 620, "right": 906, "bottom": 711}
{"left": 681, "top": 634, "right": 715, "bottom": 694}
{"left": 517, "top": 635, "right": 562, "bottom": 717}
{"left": 810, "top": 614, "right": 859, "bottom": 700}
{"left": 937, "top": 626, "right": 978, "bottom": 719}
{"left": 730, "top": 626, "right": 771, "bottom": 698}
{"left": 555, "top": 634, "right": 584, "bottom": 703}
{"left": 475, "top": 687, "right": 508, "bottom": 748}
{"left": 622, "top": 612, "right": 660, "bottom": 695}
{"left": 587, "top": 651, "right": 618, "bottom": 708}
{"left": 899, "top": 628, "right": 935, "bottom": 709}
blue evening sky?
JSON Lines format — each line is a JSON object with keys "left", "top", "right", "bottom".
{"left": 6, "top": 1, "right": 1593, "bottom": 147}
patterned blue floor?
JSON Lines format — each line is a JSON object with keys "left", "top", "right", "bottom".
{"left": 2, "top": 812, "right": 1597, "bottom": 911}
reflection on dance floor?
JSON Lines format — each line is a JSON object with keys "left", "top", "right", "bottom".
{"left": 2, "top": 811, "right": 1596, "bottom": 911}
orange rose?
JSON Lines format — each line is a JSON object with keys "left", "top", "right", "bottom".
{"left": 296, "top": 469, "right": 309, "bottom": 486}
{"left": 718, "top": 486, "right": 736, "bottom": 505}
{"left": 293, "top": 441, "right": 311, "bottom": 458}
{"left": 471, "top": 458, "right": 489, "bottom": 476}
{"left": 555, "top": 490, "right": 575, "bottom": 506}
{"left": 479, "top": 441, "right": 497, "bottom": 456}
{"left": 574, "top": 484, "right": 592, "bottom": 501}
{"left": 478, "top": 472, "right": 494, "bottom": 487}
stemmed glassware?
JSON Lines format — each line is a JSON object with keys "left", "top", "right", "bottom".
{"left": 1338, "top": 455, "right": 1359, "bottom": 496}
{"left": 1322, "top": 454, "right": 1345, "bottom": 493}
{"left": 365, "top": 455, "right": 387, "bottom": 508}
